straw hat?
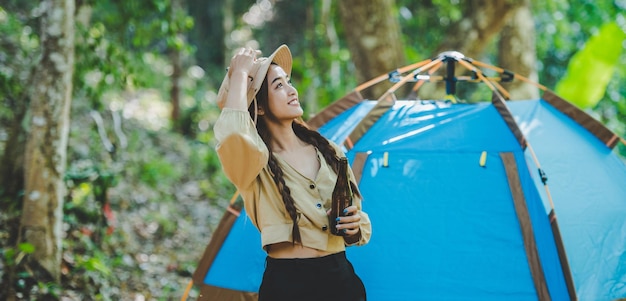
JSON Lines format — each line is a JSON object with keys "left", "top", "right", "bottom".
{"left": 216, "top": 44, "right": 292, "bottom": 109}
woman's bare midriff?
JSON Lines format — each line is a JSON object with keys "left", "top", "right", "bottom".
{"left": 267, "top": 242, "right": 333, "bottom": 258}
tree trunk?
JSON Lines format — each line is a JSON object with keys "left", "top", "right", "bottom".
{"left": 19, "top": 0, "right": 75, "bottom": 282}
{"left": 170, "top": 0, "right": 183, "bottom": 131}
{"left": 303, "top": 3, "right": 318, "bottom": 117}
{"left": 420, "top": 0, "right": 524, "bottom": 100}
{"left": 188, "top": 0, "right": 225, "bottom": 77}
{"left": 170, "top": 49, "right": 182, "bottom": 129}
{"left": 0, "top": 114, "right": 27, "bottom": 204}
{"left": 222, "top": 0, "right": 235, "bottom": 66}
{"left": 435, "top": 0, "right": 522, "bottom": 58}
{"left": 321, "top": 0, "right": 341, "bottom": 90}
{"left": 338, "top": 0, "right": 406, "bottom": 99}
{"left": 497, "top": 0, "right": 540, "bottom": 100}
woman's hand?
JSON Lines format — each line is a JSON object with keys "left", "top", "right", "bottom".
{"left": 223, "top": 47, "right": 262, "bottom": 110}
{"left": 228, "top": 47, "right": 261, "bottom": 78}
{"left": 334, "top": 205, "right": 361, "bottom": 237}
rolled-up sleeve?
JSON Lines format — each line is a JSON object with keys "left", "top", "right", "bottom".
{"left": 214, "top": 108, "right": 269, "bottom": 190}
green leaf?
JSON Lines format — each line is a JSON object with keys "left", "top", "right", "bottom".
{"left": 555, "top": 22, "right": 626, "bottom": 108}
{"left": 3, "top": 248, "right": 16, "bottom": 261}
{"left": 84, "top": 257, "right": 112, "bottom": 276}
{"left": 18, "top": 242, "right": 35, "bottom": 254}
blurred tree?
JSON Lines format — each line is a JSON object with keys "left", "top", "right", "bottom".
{"left": 187, "top": 0, "right": 254, "bottom": 86}
{"left": 236, "top": 1, "right": 357, "bottom": 117}
{"left": 256, "top": 0, "right": 323, "bottom": 115}
{"left": 555, "top": 22, "right": 625, "bottom": 109}
{"left": 0, "top": 0, "right": 622, "bottom": 298}
{"left": 416, "top": 0, "right": 527, "bottom": 100}
{"left": 0, "top": 2, "right": 45, "bottom": 298}
{"left": 73, "top": 0, "right": 194, "bottom": 130}
{"left": 187, "top": 0, "right": 225, "bottom": 80}
{"left": 170, "top": 0, "right": 185, "bottom": 131}
{"left": 531, "top": 0, "right": 626, "bottom": 157}
{"left": 498, "top": 0, "right": 540, "bottom": 100}
{"left": 434, "top": 0, "right": 524, "bottom": 60}
{"left": 18, "top": 0, "right": 75, "bottom": 285}
{"left": 0, "top": 1, "right": 41, "bottom": 207}
{"left": 337, "top": 0, "right": 406, "bottom": 99}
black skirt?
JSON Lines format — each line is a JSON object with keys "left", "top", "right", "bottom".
{"left": 258, "top": 251, "right": 366, "bottom": 301}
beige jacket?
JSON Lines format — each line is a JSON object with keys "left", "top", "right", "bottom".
{"left": 214, "top": 108, "right": 371, "bottom": 253}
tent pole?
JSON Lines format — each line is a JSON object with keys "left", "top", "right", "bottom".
{"left": 342, "top": 57, "right": 446, "bottom": 150}
{"left": 526, "top": 143, "right": 556, "bottom": 210}
{"left": 526, "top": 143, "right": 578, "bottom": 300}
{"left": 409, "top": 61, "right": 442, "bottom": 98}
{"left": 180, "top": 280, "right": 193, "bottom": 301}
{"left": 456, "top": 59, "right": 498, "bottom": 94}
{"left": 444, "top": 56, "right": 457, "bottom": 96}
{"left": 487, "top": 78, "right": 512, "bottom": 100}
{"left": 471, "top": 60, "right": 548, "bottom": 91}
{"left": 354, "top": 59, "right": 432, "bottom": 92}
{"left": 383, "top": 57, "right": 445, "bottom": 96}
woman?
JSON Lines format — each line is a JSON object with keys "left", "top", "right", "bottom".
{"left": 214, "top": 44, "right": 372, "bottom": 301}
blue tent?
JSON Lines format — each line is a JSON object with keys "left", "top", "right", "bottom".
{"left": 191, "top": 54, "right": 626, "bottom": 301}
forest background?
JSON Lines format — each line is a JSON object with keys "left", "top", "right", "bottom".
{"left": 0, "top": 0, "right": 624, "bottom": 300}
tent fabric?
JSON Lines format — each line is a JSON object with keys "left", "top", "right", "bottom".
{"left": 492, "top": 92, "right": 527, "bottom": 149}
{"left": 542, "top": 90, "right": 620, "bottom": 148}
{"left": 307, "top": 90, "right": 364, "bottom": 129}
{"left": 344, "top": 93, "right": 396, "bottom": 150}
{"left": 508, "top": 99, "right": 626, "bottom": 300}
{"left": 320, "top": 100, "right": 570, "bottom": 301}
{"left": 202, "top": 206, "right": 265, "bottom": 293}
{"left": 198, "top": 284, "right": 256, "bottom": 301}
{"left": 500, "top": 151, "right": 551, "bottom": 300}
{"left": 194, "top": 98, "right": 626, "bottom": 301}
{"left": 548, "top": 209, "right": 577, "bottom": 299}
{"left": 192, "top": 205, "right": 240, "bottom": 286}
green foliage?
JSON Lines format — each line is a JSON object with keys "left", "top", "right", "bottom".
{"left": 532, "top": 0, "right": 625, "bottom": 86}
{"left": 60, "top": 224, "right": 126, "bottom": 300}
{"left": 0, "top": 242, "right": 32, "bottom": 271}
{"left": 64, "top": 162, "right": 118, "bottom": 228}
{"left": 530, "top": 0, "right": 626, "bottom": 158}
{"left": 2, "top": 1, "right": 625, "bottom": 300}
{"left": 243, "top": 1, "right": 360, "bottom": 115}
{"left": 0, "top": 4, "right": 40, "bottom": 134}
{"left": 91, "top": 0, "right": 193, "bottom": 50}
{"left": 1, "top": 242, "right": 63, "bottom": 300}
{"left": 17, "top": 243, "right": 34, "bottom": 254}
{"left": 74, "top": 0, "right": 195, "bottom": 111}
{"left": 80, "top": 255, "right": 112, "bottom": 276}
{"left": 35, "top": 282, "right": 61, "bottom": 299}
{"left": 139, "top": 155, "right": 182, "bottom": 188}
{"left": 555, "top": 22, "right": 626, "bottom": 108}
{"left": 397, "top": 0, "right": 460, "bottom": 59}
{"left": 74, "top": 21, "right": 132, "bottom": 110}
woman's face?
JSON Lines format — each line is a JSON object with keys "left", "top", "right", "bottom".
{"left": 263, "top": 64, "right": 302, "bottom": 121}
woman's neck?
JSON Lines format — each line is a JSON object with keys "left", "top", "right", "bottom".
{"left": 265, "top": 120, "right": 304, "bottom": 153}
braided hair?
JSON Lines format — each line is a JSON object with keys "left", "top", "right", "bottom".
{"left": 249, "top": 64, "right": 361, "bottom": 244}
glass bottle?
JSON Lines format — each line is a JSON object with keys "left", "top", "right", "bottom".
{"left": 330, "top": 157, "right": 353, "bottom": 236}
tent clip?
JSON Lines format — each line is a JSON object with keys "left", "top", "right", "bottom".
{"left": 388, "top": 70, "right": 401, "bottom": 83}
{"left": 538, "top": 168, "right": 548, "bottom": 184}
{"left": 501, "top": 70, "right": 514, "bottom": 83}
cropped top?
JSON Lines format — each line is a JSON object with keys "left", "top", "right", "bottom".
{"left": 214, "top": 108, "right": 371, "bottom": 253}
